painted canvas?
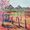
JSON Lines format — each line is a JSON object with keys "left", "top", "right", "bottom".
{"left": 0, "top": 0, "right": 30, "bottom": 30}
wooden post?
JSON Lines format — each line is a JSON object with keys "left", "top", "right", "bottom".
{"left": 25, "top": 12, "right": 27, "bottom": 30}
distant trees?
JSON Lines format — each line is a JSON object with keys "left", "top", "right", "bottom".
{"left": 0, "top": 0, "right": 9, "bottom": 11}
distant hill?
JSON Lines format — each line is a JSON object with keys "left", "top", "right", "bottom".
{"left": 5, "top": 5, "right": 14, "bottom": 9}
{"left": 15, "top": 5, "right": 22, "bottom": 9}
{"left": 0, "top": 4, "right": 30, "bottom": 12}
{"left": 3, "top": 5, "right": 15, "bottom": 12}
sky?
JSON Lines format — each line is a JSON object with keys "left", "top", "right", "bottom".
{"left": 0, "top": 0, "right": 30, "bottom": 8}
{"left": 9, "top": 0, "right": 30, "bottom": 7}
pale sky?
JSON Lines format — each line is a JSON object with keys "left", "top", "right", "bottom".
{"left": 0, "top": 0, "right": 30, "bottom": 8}
{"left": 9, "top": 0, "right": 30, "bottom": 7}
